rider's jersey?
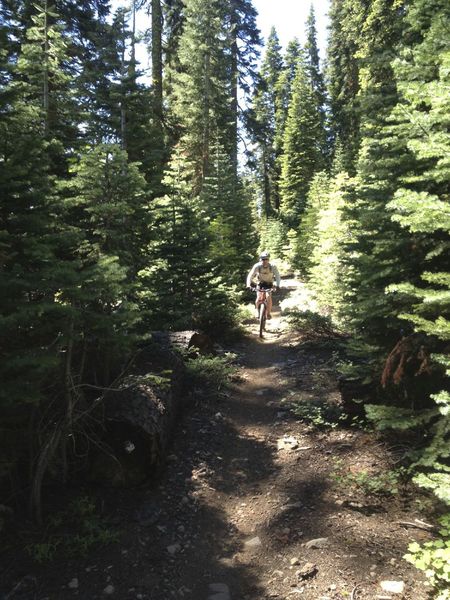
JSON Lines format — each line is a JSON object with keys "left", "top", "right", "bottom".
{"left": 246, "top": 261, "right": 281, "bottom": 287}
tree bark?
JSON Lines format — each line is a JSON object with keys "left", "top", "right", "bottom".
{"left": 151, "top": 0, "right": 163, "bottom": 125}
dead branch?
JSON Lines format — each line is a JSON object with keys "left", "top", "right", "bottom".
{"left": 396, "top": 519, "right": 436, "bottom": 531}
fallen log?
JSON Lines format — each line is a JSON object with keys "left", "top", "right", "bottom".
{"left": 89, "top": 338, "right": 187, "bottom": 486}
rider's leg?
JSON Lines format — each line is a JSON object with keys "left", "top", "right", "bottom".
{"left": 266, "top": 294, "right": 273, "bottom": 318}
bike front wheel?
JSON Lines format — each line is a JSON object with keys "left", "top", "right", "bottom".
{"left": 259, "top": 302, "right": 266, "bottom": 338}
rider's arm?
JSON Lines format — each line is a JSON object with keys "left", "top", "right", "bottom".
{"left": 273, "top": 265, "right": 281, "bottom": 288}
{"left": 246, "top": 264, "right": 258, "bottom": 287}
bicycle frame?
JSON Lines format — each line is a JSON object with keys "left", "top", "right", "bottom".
{"left": 255, "top": 286, "right": 272, "bottom": 306}
{"left": 252, "top": 286, "right": 273, "bottom": 337}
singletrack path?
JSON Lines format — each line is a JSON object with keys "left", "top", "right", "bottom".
{"left": 6, "top": 280, "right": 431, "bottom": 600}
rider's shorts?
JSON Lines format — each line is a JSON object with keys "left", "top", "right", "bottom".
{"left": 258, "top": 282, "right": 273, "bottom": 290}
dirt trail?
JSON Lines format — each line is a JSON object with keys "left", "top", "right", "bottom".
{"left": 4, "top": 282, "right": 432, "bottom": 600}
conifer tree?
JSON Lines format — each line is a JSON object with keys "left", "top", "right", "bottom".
{"left": 296, "top": 171, "right": 331, "bottom": 278}
{"left": 309, "top": 171, "right": 353, "bottom": 319}
{"left": 274, "top": 38, "right": 301, "bottom": 173}
{"left": 305, "top": 5, "right": 328, "bottom": 162}
{"left": 229, "top": 0, "right": 261, "bottom": 176}
{"left": 339, "top": 0, "right": 410, "bottom": 355}
{"left": 140, "top": 146, "right": 230, "bottom": 333}
{"left": 278, "top": 51, "right": 322, "bottom": 229}
{"left": 251, "top": 28, "right": 283, "bottom": 215}
{"left": 162, "top": 0, "right": 185, "bottom": 75}
{"left": 169, "top": 0, "right": 231, "bottom": 191}
{"left": 203, "top": 141, "right": 254, "bottom": 278}
{"left": 382, "top": 0, "right": 450, "bottom": 501}
{"left": 327, "top": 0, "right": 365, "bottom": 171}
{"left": 0, "top": 1, "right": 75, "bottom": 409}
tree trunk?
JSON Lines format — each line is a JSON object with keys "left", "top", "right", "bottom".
{"left": 151, "top": 0, "right": 163, "bottom": 125}
{"left": 230, "top": 6, "right": 238, "bottom": 183}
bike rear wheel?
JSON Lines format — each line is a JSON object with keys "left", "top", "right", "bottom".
{"left": 259, "top": 302, "right": 266, "bottom": 338}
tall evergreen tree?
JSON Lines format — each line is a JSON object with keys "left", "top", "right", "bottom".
{"left": 309, "top": 171, "right": 353, "bottom": 319}
{"left": 305, "top": 5, "right": 328, "bottom": 162}
{"left": 382, "top": 0, "right": 450, "bottom": 501}
{"left": 229, "top": 0, "right": 261, "bottom": 177}
{"left": 203, "top": 141, "right": 254, "bottom": 278}
{"left": 296, "top": 171, "right": 331, "bottom": 278}
{"left": 140, "top": 146, "right": 230, "bottom": 333}
{"left": 169, "top": 0, "right": 231, "bottom": 191}
{"left": 338, "top": 0, "right": 422, "bottom": 389}
{"left": 327, "top": 0, "right": 366, "bottom": 171}
{"left": 278, "top": 50, "right": 322, "bottom": 229}
{"left": 274, "top": 38, "right": 301, "bottom": 172}
{"left": 251, "top": 27, "right": 283, "bottom": 215}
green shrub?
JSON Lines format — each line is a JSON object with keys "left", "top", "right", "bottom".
{"left": 291, "top": 398, "right": 345, "bottom": 428}
{"left": 26, "top": 495, "right": 118, "bottom": 563}
{"left": 185, "top": 353, "right": 238, "bottom": 394}
{"left": 287, "top": 309, "right": 341, "bottom": 338}
{"left": 404, "top": 514, "right": 450, "bottom": 600}
{"left": 331, "top": 459, "right": 406, "bottom": 496}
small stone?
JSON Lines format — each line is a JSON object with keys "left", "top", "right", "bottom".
{"left": 68, "top": 578, "right": 79, "bottom": 589}
{"left": 290, "top": 557, "right": 300, "bottom": 565}
{"left": 103, "top": 584, "right": 115, "bottom": 595}
{"left": 277, "top": 435, "right": 299, "bottom": 450}
{"left": 380, "top": 580, "right": 405, "bottom": 594}
{"left": 208, "top": 583, "right": 230, "bottom": 594}
{"left": 167, "top": 543, "right": 181, "bottom": 555}
{"left": 305, "top": 537, "right": 329, "bottom": 549}
{"left": 244, "top": 536, "right": 262, "bottom": 549}
{"left": 272, "top": 570, "right": 284, "bottom": 577}
{"left": 296, "top": 562, "right": 317, "bottom": 579}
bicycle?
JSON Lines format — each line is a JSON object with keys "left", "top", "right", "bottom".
{"left": 251, "top": 285, "right": 274, "bottom": 338}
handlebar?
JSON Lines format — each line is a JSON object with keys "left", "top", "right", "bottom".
{"left": 250, "top": 286, "right": 276, "bottom": 293}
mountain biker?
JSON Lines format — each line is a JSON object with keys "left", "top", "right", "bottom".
{"left": 246, "top": 251, "right": 281, "bottom": 320}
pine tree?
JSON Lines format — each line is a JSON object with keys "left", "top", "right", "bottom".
{"left": 0, "top": 1, "right": 75, "bottom": 408}
{"left": 305, "top": 5, "right": 328, "bottom": 163}
{"left": 381, "top": 0, "right": 450, "bottom": 501}
{"left": 251, "top": 27, "right": 283, "bottom": 215}
{"left": 203, "top": 141, "right": 254, "bottom": 278}
{"left": 140, "top": 146, "right": 230, "bottom": 333}
{"left": 274, "top": 38, "right": 301, "bottom": 171}
{"left": 229, "top": 0, "right": 261, "bottom": 176}
{"left": 169, "top": 0, "right": 231, "bottom": 192}
{"left": 278, "top": 50, "right": 322, "bottom": 229}
{"left": 296, "top": 171, "right": 331, "bottom": 278}
{"left": 327, "top": 0, "right": 366, "bottom": 171}
{"left": 339, "top": 0, "right": 410, "bottom": 353}
{"left": 309, "top": 171, "right": 353, "bottom": 319}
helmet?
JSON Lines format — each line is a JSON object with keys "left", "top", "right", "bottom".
{"left": 259, "top": 251, "right": 270, "bottom": 260}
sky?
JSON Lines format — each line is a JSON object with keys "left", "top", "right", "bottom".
{"left": 253, "top": 0, "right": 330, "bottom": 59}
{"left": 114, "top": 0, "right": 331, "bottom": 70}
